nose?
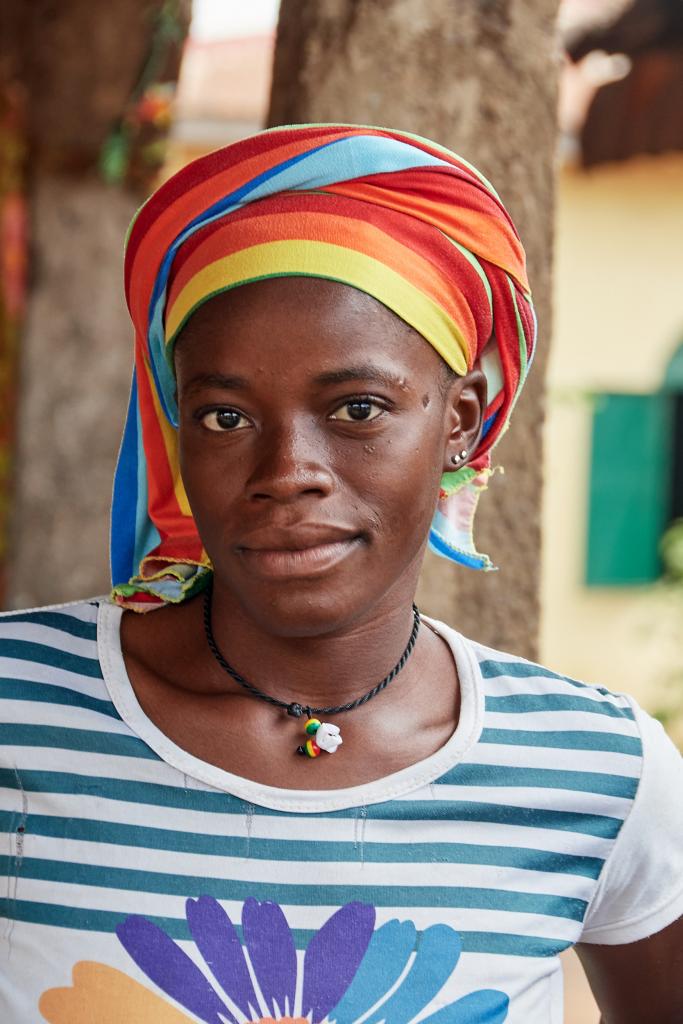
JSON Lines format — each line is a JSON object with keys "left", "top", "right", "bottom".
{"left": 246, "top": 419, "right": 335, "bottom": 503}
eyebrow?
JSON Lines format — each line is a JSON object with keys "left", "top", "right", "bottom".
{"left": 182, "top": 372, "right": 250, "bottom": 395}
{"left": 313, "top": 365, "right": 410, "bottom": 388}
{"left": 182, "top": 365, "right": 410, "bottom": 395}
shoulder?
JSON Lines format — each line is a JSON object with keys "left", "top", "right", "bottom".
{"left": 459, "top": 630, "right": 683, "bottom": 868}
{"left": 0, "top": 598, "right": 129, "bottom": 797}
{"left": 430, "top": 620, "right": 650, "bottom": 814}
{"left": 0, "top": 598, "right": 124, "bottom": 763}
{"left": 0, "top": 597, "right": 101, "bottom": 656}
{"left": 432, "top": 617, "right": 641, "bottom": 732}
{"left": 463, "top": 632, "right": 640, "bottom": 733}
{"left": 0, "top": 597, "right": 104, "bottom": 699}
{"left": 435, "top": 621, "right": 683, "bottom": 942}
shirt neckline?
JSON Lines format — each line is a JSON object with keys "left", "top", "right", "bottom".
{"left": 97, "top": 599, "right": 484, "bottom": 813}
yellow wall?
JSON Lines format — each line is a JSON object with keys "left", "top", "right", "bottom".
{"left": 541, "top": 154, "right": 683, "bottom": 715}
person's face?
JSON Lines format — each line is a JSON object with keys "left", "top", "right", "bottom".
{"left": 174, "top": 277, "right": 485, "bottom": 637}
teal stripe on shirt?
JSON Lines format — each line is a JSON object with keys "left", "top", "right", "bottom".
{"left": 480, "top": 728, "right": 642, "bottom": 756}
{"left": 0, "top": 811, "right": 604, "bottom": 878}
{"left": 0, "top": 678, "right": 119, "bottom": 719}
{"left": 0, "top": 639, "right": 102, "bottom": 678}
{"left": 0, "top": 897, "right": 572, "bottom": 957}
{"left": 0, "top": 724, "right": 157, "bottom": 759}
{"left": 0, "top": 855, "right": 589, "bottom": 920}
{"left": 441, "top": 763, "right": 639, "bottom": 798}
{"left": 0, "top": 769, "right": 626, "bottom": 835}
{"left": 485, "top": 694, "right": 636, "bottom": 720}
{"left": 1, "top": 754, "right": 641, "bottom": 799}
{"left": 0, "top": 609, "right": 97, "bottom": 641}
{"left": 479, "top": 660, "right": 622, "bottom": 701}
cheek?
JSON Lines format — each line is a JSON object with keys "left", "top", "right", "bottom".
{"left": 178, "top": 431, "right": 207, "bottom": 505}
{"left": 354, "top": 415, "right": 445, "bottom": 540}
{"left": 177, "top": 428, "right": 242, "bottom": 520}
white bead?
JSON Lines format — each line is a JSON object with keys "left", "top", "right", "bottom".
{"left": 315, "top": 722, "right": 343, "bottom": 753}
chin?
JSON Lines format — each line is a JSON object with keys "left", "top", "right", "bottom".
{"left": 210, "top": 532, "right": 427, "bottom": 638}
{"left": 219, "top": 572, "right": 379, "bottom": 639}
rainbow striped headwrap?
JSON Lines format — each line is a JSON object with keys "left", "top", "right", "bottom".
{"left": 112, "top": 124, "right": 536, "bottom": 609}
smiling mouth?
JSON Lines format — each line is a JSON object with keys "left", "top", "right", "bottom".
{"left": 238, "top": 537, "right": 361, "bottom": 579}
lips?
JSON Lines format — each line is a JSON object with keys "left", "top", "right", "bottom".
{"left": 236, "top": 525, "right": 362, "bottom": 579}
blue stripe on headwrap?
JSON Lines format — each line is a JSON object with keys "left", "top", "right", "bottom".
{"left": 110, "top": 373, "right": 141, "bottom": 585}
{"left": 428, "top": 527, "right": 491, "bottom": 570}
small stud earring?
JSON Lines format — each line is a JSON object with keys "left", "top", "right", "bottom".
{"left": 450, "top": 448, "right": 468, "bottom": 466}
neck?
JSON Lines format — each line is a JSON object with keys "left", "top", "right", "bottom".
{"left": 205, "top": 579, "right": 421, "bottom": 709}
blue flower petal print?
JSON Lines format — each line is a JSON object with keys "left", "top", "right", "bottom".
{"left": 363, "top": 924, "right": 462, "bottom": 1024}
{"left": 328, "top": 919, "right": 417, "bottom": 1024}
{"left": 111, "top": 898, "right": 508, "bottom": 1024}
{"left": 420, "top": 990, "right": 510, "bottom": 1024}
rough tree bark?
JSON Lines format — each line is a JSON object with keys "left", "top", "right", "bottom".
{"left": 1, "top": 0, "right": 190, "bottom": 608}
{"left": 268, "top": 0, "right": 560, "bottom": 658}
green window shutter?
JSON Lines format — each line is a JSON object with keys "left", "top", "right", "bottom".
{"left": 664, "top": 342, "right": 683, "bottom": 391}
{"left": 586, "top": 393, "right": 673, "bottom": 585}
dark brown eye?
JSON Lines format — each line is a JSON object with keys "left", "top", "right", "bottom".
{"left": 200, "top": 409, "right": 248, "bottom": 432}
{"left": 331, "top": 400, "right": 383, "bottom": 422}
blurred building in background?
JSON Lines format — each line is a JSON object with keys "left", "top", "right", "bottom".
{"left": 544, "top": 0, "right": 683, "bottom": 736}
{"left": 166, "top": 0, "right": 278, "bottom": 170}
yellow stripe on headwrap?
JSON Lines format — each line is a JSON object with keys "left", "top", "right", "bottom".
{"left": 165, "top": 240, "right": 470, "bottom": 375}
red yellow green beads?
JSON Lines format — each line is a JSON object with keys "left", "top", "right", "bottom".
{"left": 302, "top": 718, "right": 322, "bottom": 757}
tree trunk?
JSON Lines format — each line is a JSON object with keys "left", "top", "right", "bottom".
{"left": 1, "top": 0, "right": 190, "bottom": 608}
{"left": 268, "top": 0, "right": 560, "bottom": 658}
{"left": 8, "top": 178, "right": 137, "bottom": 608}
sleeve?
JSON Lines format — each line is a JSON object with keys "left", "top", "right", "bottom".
{"left": 579, "top": 700, "right": 683, "bottom": 945}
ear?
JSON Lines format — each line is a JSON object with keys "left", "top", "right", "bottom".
{"left": 441, "top": 368, "right": 487, "bottom": 473}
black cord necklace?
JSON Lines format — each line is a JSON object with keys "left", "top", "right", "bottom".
{"left": 203, "top": 585, "right": 421, "bottom": 759}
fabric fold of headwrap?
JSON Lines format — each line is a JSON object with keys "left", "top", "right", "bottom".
{"left": 111, "top": 124, "right": 536, "bottom": 610}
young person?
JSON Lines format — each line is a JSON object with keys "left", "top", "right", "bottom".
{"left": 1, "top": 126, "right": 681, "bottom": 1023}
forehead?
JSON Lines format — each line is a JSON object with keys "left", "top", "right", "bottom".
{"left": 173, "top": 276, "right": 446, "bottom": 382}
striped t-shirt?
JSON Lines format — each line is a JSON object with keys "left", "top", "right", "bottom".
{"left": 0, "top": 599, "right": 682, "bottom": 1024}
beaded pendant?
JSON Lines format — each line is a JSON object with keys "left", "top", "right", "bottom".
{"left": 297, "top": 717, "right": 343, "bottom": 757}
